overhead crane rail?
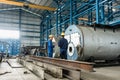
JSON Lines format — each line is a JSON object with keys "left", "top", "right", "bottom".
{"left": 0, "top": 0, "right": 56, "bottom": 11}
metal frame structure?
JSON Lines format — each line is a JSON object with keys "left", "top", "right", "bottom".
{"left": 0, "top": 0, "right": 120, "bottom": 48}
{"left": 40, "top": 0, "right": 120, "bottom": 46}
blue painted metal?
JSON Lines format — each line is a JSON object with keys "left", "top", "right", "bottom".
{"left": 108, "top": 0, "right": 113, "bottom": 21}
{"left": 40, "top": 11, "right": 55, "bottom": 42}
{"left": 100, "top": 2, "right": 105, "bottom": 24}
{"left": 77, "top": 0, "right": 95, "bottom": 12}
{"left": 96, "top": 0, "right": 99, "bottom": 24}
{"left": 73, "top": 0, "right": 78, "bottom": 24}
{"left": 70, "top": 0, "right": 73, "bottom": 25}
{"left": 57, "top": 0, "right": 70, "bottom": 14}
{"left": 56, "top": 10, "right": 58, "bottom": 36}
{"left": 109, "top": 20, "right": 120, "bottom": 26}
{"left": 59, "top": 6, "right": 62, "bottom": 33}
{"left": 46, "top": 16, "right": 49, "bottom": 40}
{"left": 49, "top": 16, "right": 52, "bottom": 34}
{"left": 40, "top": 0, "right": 120, "bottom": 47}
{"left": 63, "top": 0, "right": 119, "bottom": 26}
{"left": 0, "top": 39, "right": 20, "bottom": 56}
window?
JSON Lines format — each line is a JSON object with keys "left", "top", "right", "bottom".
{"left": 0, "top": 29, "right": 19, "bottom": 39}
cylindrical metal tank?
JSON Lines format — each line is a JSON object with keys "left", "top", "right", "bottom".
{"left": 65, "top": 25, "right": 120, "bottom": 61}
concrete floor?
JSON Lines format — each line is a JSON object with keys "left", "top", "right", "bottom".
{"left": 81, "top": 66, "right": 120, "bottom": 80}
{"left": 0, "top": 61, "right": 41, "bottom": 80}
{"left": 94, "top": 66, "right": 120, "bottom": 80}
{"left": 1, "top": 58, "right": 120, "bottom": 80}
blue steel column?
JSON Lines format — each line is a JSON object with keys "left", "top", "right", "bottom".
{"left": 73, "top": 0, "right": 78, "bottom": 24}
{"left": 49, "top": 16, "right": 52, "bottom": 34}
{"left": 96, "top": 0, "right": 99, "bottom": 24}
{"left": 108, "top": 0, "right": 113, "bottom": 21}
{"left": 101, "top": 2, "right": 105, "bottom": 24}
{"left": 19, "top": 9, "right": 22, "bottom": 53}
{"left": 91, "top": 10, "right": 93, "bottom": 25}
{"left": 46, "top": 16, "right": 49, "bottom": 40}
{"left": 56, "top": 10, "right": 58, "bottom": 36}
{"left": 110, "top": 0, "right": 113, "bottom": 21}
{"left": 70, "top": 0, "right": 73, "bottom": 25}
{"left": 40, "top": 21, "right": 42, "bottom": 46}
{"left": 88, "top": 2, "right": 93, "bottom": 25}
{"left": 42, "top": 24, "right": 44, "bottom": 46}
{"left": 60, "top": 7, "right": 62, "bottom": 33}
{"left": 107, "top": 0, "right": 110, "bottom": 21}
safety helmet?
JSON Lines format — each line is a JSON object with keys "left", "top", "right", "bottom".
{"left": 49, "top": 35, "right": 53, "bottom": 38}
{"left": 61, "top": 32, "right": 65, "bottom": 36}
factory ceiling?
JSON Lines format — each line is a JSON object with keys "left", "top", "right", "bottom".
{"left": 0, "top": 0, "right": 120, "bottom": 26}
{"left": 0, "top": 0, "right": 57, "bottom": 17}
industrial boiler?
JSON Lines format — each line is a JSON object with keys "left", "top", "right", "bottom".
{"left": 65, "top": 25, "right": 120, "bottom": 62}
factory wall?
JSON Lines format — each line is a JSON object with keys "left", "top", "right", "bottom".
{"left": 0, "top": 10, "right": 41, "bottom": 47}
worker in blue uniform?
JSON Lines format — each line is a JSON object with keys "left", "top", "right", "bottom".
{"left": 48, "top": 35, "right": 54, "bottom": 58}
{"left": 58, "top": 32, "right": 68, "bottom": 59}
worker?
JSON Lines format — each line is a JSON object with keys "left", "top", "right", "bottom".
{"left": 58, "top": 32, "right": 68, "bottom": 59}
{"left": 48, "top": 35, "right": 54, "bottom": 58}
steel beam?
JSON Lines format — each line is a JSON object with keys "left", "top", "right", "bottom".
{"left": 0, "top": 0, "right": 56, "bottom": 11}
{"left": 70, "top": 0, "right": 73, "bottom": 25}
{"left": 30, "top": 56, "right": 94, "bottom": 72}
{"left": 59, "top": 7, "right": 62, "bottom": 33}
{"left": 56, "top": 10, "right": 58, "bottom": 36}
{"left": 73, "top": 0, "right": 78, "bottom": 24}
{"left": 96, "top": 0, "right": 99, "bottom": 24}
{"left": 46, "top": 16, "right": 49, "bottom": 40}
{"left": 100, "top": 3, "right": 105, "bottom": 24}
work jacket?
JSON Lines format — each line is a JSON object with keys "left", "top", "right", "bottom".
{"left": 58, "top": 38, "right": 68, "bottom": 52}
{"left": 48, "top": 39, "right": 54, "bottom": 53}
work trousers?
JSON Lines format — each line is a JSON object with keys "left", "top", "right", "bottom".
{"left": 48, "top": 52, "right": 53, "bottom": 58}
{"left": 60, "top": 50, "right": 67, "bottom": 59}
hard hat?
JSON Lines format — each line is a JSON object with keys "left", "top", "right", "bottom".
{"left": 61, "top": 32, "right": 65, "bottom": 36}
{"left": 49, "top": 35, "right": 53, "bottom": 38}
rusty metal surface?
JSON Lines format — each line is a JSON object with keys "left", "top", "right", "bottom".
{"left": 30, "top": 56, "right": 94, "bottom": 72}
